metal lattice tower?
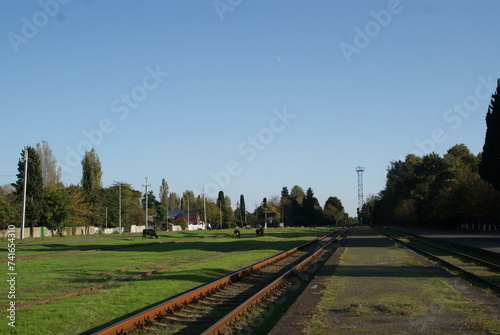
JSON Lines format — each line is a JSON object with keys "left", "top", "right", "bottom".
{"left": 355, "top": 166, "right": 365, "bottom": 212}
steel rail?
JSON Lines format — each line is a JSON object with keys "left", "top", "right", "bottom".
{"left": 200, "top": 228, "right": 349, "bottom": 335}
{"left": 92, "top": 229, "right": 344, "bottom": 335}
{"left": 405, "top": 235, "right": 500, "bottom": 271}
{"left": 378, "top": 229, "right": 500, "bottom": 295}
{"left": 386, "top": 228, "right": 500, "bottom": 270}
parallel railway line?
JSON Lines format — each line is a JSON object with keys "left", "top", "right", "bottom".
{"left": 377, "top": 227, "right": 500, "bottom": 295}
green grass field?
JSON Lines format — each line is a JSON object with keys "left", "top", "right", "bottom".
{"left": 1, "top": 227, "right": 336, "bottom": 335}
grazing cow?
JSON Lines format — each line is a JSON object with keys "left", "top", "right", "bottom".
{"left": 142, "top": 229, "right": 158, "bottom": 239}
{"left": 233, "top": 229, "right": 241, "bottom": 238}
{"left": 255, "top": 227, "right": 264, "bottom": 237}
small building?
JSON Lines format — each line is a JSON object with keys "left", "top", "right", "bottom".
{"left": 175, "top": 212, "right": 201, "bottom": 224}
{"left": 169, "top": 211, "right": 206, "bottom": 230}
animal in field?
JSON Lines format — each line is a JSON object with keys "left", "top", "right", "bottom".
{"left": 142, "top": 229, "right": 158, "bottom": 239}
{"left": 233, "top": 229, "right": 241, "bottom": 238}
{"left": 255, "top": 227, "right": 264, "bottom": 237}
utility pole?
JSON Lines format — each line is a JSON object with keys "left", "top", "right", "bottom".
{"left": 203, "top": 188, "right": 207, "bottom": 230}
{"left": 20, "top": 149, "right": 28, "bottom": 240}
{"left": 118, "top": 183, "right": 122, "bottom": 233}
{"left": 187, "top": 194, "right": 190, "bottom": 226}
{"left": 237, "top": 202, "right": 242, "bottom": 226}
{"left": 355, "top": 166, "right": 365, "bottom": 225}
{"left": 143, "top": 177, "right": 150, "bottom": 228}
{"left": 263, "top": 197, "right": 267, "bottom": 229}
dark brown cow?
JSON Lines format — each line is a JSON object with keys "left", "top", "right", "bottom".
{"left": 233, "top": 229, "right": 241, "bottom": 238}
{"left": 142, "top": 229, "right": 158, "bottom": 239}
{"left": 255, "top": 227, "right": 264, "bottom": 236}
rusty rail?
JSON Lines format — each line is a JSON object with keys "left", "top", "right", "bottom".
{"left": 92, "top": 229, "right": 344, "bottom": 335}
{"left": 201, "top": 228, "right": 349, "bottom": 335}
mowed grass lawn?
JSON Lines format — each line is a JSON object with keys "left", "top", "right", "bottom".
{"left": 1, "top": 227, "right": 337, "bottom": 335}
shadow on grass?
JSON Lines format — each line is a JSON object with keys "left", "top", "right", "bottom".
{"left": 7, "top": 228, "right": 337, "bottom": 255}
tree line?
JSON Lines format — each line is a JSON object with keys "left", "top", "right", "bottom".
{"left": 363, "top": 79, "right": 500, "bottom": 229}
{"left": 0, "top": 143, "right": 347, "bottom": 234}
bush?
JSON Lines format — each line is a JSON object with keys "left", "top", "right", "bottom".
{"left": 177, "top": 218, "right": 188, "bottom": 230}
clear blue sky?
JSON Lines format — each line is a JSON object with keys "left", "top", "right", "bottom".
{"left": 1, "top": 0, "right": 499, "bottom": 217}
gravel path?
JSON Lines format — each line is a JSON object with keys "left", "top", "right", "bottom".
{"left": 270, "top": 226, "right": 500, "bottom": 335}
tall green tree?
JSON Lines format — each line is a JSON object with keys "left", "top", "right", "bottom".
{"left": 12, "top": 147, "right": 45, "bottom": 235}
{"left": 290, "top": 185, "right": 305, "bottom": 205}
{"left": 217, "top": 191, "right": 234, "bottom": 226}
{"left": 224, "top": 195, "right": 235, "bottom": 227}
{"left": 81, "top": 148, "right": 102, "bottom": 200}
{"left": 36, "top": 141, "right": 62, "bottom": 188}
{"left": 181, "top": 190, "right": 195, "bottom": 211}
{"left": 159, "top": 178, "right": 169, "bottom": 210}
{"left": 205, "top": 198, "right": 220, "bottom": 228}
{"left": 169, "top": 192, "right": 180, "bottom": 210}
{"left": 479, "top": 79, "right": 500, "bottom": 191}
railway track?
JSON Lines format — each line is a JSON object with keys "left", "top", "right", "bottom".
{"left": 92, "top": 228, "right": 350, "bottom": 335}
{"left": 377, "top": 227, "right": 500, "bottom": 295}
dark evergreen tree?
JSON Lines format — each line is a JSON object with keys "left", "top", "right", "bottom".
{"left": 239, "top": 194, "right": 246, "bottom": 225}
{"left": 154, "top": 205, "right": 167, "bottom": 227}
{"left": 281, "top": 187, "right": 289, "bottom": 198}
{"left": 142, "top": 190, "right": 158, "bottom": 209}
{"left": 216, "top": 191, "right": 226, "bottom": 227}
{"left": 0, "top": 194, "right": 16, "bottom": 229}
{"left": 302, "top": 187, "right": 322, "bottom": 226}
{"left": 479, "top": 79, "right": 500, "bottom": 191}
{"left": 41, "top": 188, "right": 71, "bottom": 234}
{"left": 12, "top": 147, "right": 45, "bottom": 235}
{"left": 280, "top": 187, "right": 292, "bottom": 226}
